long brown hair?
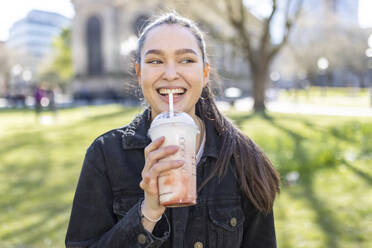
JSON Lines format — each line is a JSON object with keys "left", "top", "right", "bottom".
{"left": 136, "top": 13, "right": 280, "bottom": 213}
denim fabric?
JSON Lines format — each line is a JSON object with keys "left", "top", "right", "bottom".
{"left": 65, "top": 108, "right": 277, "bottom": 247}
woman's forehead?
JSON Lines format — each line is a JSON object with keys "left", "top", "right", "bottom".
{"left": 141, "top": 24, "right": 202, "bottom": 56}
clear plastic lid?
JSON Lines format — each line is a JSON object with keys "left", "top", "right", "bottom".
{"left": 149, "top": 112, "right": 199, "bottom": 130}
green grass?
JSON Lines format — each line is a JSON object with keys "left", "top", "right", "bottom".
{"left": 277, "top": 87, "right": 371, "bottom": 108}
{"left": 1, "top": 105, "right": 371, "bottom": 248}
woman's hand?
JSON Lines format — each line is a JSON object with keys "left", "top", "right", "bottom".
{"left": 140, "top": 136, "right": 184, "bottom": 224}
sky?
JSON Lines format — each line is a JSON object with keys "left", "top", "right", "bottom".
{"left": 359, "top": 0, "right": 372, "bottom": 28}
{"left": 0, "top": 0, "right": 371, "bottom": 42}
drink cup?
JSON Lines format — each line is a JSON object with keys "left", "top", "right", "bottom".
{"left": 148, "top": 112, "right": 199, "bottom": 207}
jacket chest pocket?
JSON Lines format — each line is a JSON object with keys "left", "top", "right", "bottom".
{"left": 208, "top": 205, "right": 245, "bottom": 248}
{"left": 112, "top": 195, "right": 141, "bottom": 220}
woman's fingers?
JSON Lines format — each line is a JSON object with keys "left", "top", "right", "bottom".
{"left": 147, "top": 145, "right": 179, "bottom": 163}
{"left": 140, "top": 159, "right": 184, "bottom": 194}
{"left": 149, "top": 159, "right": 184, "bottom": 177}
{"left": 140, "top": 136, "right": 183, "bottom": 210}
{"left": 144, "top": 136, "right": 164, "bottom": 158}
{"left": 142, "top": 144, "right": 179, "bottom": 177}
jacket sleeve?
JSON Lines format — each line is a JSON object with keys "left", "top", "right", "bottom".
{"left": 65, "top": 142, "right": 170, "bottom": 248}
{"left": 240, "top": 196, "right": 277, "bottom": 248}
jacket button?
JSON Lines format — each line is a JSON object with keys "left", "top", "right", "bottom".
{"left": 137, "top": 233, "right": 146, "bottom": 244}
{"left": 194, "top": 241, "right": 203, "bottom": 248}
{"left": 230, "top": 217, "right": 237, "bottom": 227}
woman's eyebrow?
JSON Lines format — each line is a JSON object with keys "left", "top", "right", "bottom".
{"left": 144, "top": 48, "right": 198, "bottom": 56}
{"left": 144, "top": 49, "right": 163, "bottom": 56}
{"left": 175, "top": 48, "right": 198, "bottom": 55}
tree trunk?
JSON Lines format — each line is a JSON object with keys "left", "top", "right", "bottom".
{"left": 252, "top": 64, "right": 269, "bottom": 112}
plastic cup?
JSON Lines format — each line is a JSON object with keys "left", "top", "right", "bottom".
{"left": 148, "top": 112, "right": 199, "bottom": 207}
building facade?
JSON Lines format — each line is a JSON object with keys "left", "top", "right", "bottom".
{"left": 0, "top": 41, "right": 10, "bottom": 97}
{"left": 70, "top": 0, "right": 253, "bottom": 100}
{"left": 7, "top": 10, "right": 71, "bottom": 77}
{"left": 304, "top": 0, "right": 359, "bottom": 26}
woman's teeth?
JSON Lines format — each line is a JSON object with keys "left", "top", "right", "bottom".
{"left": 158, "top": 88, "right": 185, "bottom": 96}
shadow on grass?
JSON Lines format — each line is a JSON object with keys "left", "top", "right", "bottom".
{"left": 0, "top": 106, "right": 141, "bottom": 247}
{"left": 343, "top": 160, "right": 372, "bottom": 186}
{"left": 229, "top": 111, "right": 350, "bottom": 248}
{"left": 264, "top": 115, "right": 342, "bottom": 248}
{"left": 288, "top": 178, "right": 342, "bottom": 248}
{"left": 0, "top": 129, "right": 78, "bottom": 246}
{"left": 227, "top": 111, "right": 273, "bottom": 130}
{"left": 83, "top": 107, "right": 138, "bottom": 122}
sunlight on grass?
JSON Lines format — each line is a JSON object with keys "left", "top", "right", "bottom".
{"left": 277, "top": 87, "right": 371, "bottom": 108}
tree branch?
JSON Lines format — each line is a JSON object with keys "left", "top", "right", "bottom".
{"left": 224, "top": 0, "right": 255, "bottom": 64}
{"left": 269, "top": 0, "right": 303, "bottom": 60}
{"left": 225, "top": 0, "right": 239, "bottom": 27}
{"left": 260, "top": 0, "right": 278, "bottom": 54}
{"left": 239, "top": 0, "right": 246, "bottom": 23}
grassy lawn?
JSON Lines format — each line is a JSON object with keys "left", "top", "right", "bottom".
{"left": 0, "top": 105, "right": 371, "bottom": 248}
{"left": 277, "top": 87, "right": 371, "bottom": 108}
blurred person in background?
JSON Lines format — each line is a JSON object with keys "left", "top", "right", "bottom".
{"left": 46, "top": 86, "right": 57, "bottom": 116}
{"left": 34, "top": 84, "right": 45, "bottom": 116}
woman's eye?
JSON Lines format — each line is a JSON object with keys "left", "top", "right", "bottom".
{"left": 147, "top": 59, "right": 162, "bottom": 64}
{"left": 180, "top": 58, "right": 195, "bottom": 64}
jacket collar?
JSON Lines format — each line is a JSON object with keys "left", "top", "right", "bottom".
{"left": 121, "top": 108, "right": 219, "bottom": 160}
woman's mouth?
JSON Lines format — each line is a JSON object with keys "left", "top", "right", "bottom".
{"left": 156, "top": 88, "right": 187, "bottom": 103}
{"left": 157, "top": 88, "right": 186, "bottom": 96}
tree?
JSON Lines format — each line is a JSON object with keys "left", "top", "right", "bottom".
{"left": 172, "top": 0, "right": 304, "bottom": 112}
{"left": 39, "top": 28, "right": 74, "bottom": 90}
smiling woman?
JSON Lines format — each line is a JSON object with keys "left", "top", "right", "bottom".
{"left": 136, "top": 24, "right": 207, "bottom": 119}
{"left": 65, "top": 12, "right": 280, "bottom": 248}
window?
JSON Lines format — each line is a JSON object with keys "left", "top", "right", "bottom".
{"left": 86, "top": 15, "right": 103, "bottom": 75}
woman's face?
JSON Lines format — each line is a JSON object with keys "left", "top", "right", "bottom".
{"left": 136, "top": 24, "right": 209, "bottom": 120}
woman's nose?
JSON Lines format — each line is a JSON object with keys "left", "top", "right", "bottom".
{"left": 163, "top": 63, "right": 179, "bottom": 81}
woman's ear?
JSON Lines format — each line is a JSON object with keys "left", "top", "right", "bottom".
{"left": 203, "top": 63, "right": 210, "bottom": 87}
{"left": 135, "top": 62, "right": 141, "bottom": 82}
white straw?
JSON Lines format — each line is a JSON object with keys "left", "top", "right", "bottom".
{"left": 169, "top": 92, "right": 174, "bottom": 118}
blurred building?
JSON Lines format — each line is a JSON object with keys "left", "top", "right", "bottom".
{"left": 305, "top": 0, "right": 359, "bottom": 26}
{"left": 326, "top": 0, "right": 358, "bottom": 25}
{"left": 70, "top": 0, "right": 255, "bottom": 100}
{"left": 70, "top": 0, "right": 154, "bottom": 100}
{"left": 273, "top": 0, "right": 367, "bottom": 88}
{"left": 7, "top": 10, "right": 71, "bottom": 85}
{"left": 0, "top": 41, "right": 10, "bottom": 97}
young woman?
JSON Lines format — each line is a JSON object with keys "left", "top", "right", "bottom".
{"left": 66, "top": 13, "right": 280, "bottom": 248}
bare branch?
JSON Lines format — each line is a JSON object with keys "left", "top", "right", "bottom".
{"left": 239, "top": 0, "right": 246, "bottom": 23}
{"left": 225, "top": 0, "right": 237, "bottom": 26}
{"left": 269, "top": 0, "right": 304, "bottom": 59}
{"left": 224, "top": 0, "right": 254, "bottom": 60}
{"left": 260, "top": 0, "right": 278, "bottom": 54}
{"left": 268, "top": 0, "right": 278, "bottom": 23}
{"left": 284, "top": 0, "right": 293, "bottom": 22}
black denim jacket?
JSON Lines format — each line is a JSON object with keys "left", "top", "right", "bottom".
{"left": 65, "top": 108, "right": 277, "bottom": 248}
